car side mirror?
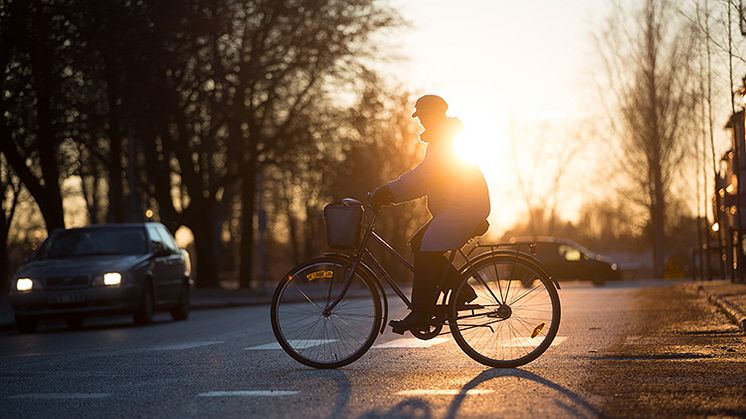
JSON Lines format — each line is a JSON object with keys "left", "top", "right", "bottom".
{"left": 23, "top": 250, "right": 37, "bottom": 264}
{"left": 153, "top": 246, "right": 170, "bottom": 257}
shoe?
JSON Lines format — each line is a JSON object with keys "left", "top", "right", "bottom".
{"left": 389, "top": 311, "right": 430, "bottom": 335}
{"left": 455, "top": 283, "right": 478, "bottom": 307}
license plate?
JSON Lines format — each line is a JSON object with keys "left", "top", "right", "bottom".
{"left": 48, "top": 292, "right": 86, "bottom": 305}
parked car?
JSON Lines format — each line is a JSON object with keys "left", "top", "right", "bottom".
{"left": 9, "top": 223, "right": 192, "bottom": 333}
{"left": 509, "top": 236, "right": 621, "bottom": 285}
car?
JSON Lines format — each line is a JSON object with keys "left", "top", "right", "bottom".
{"left": 508, "top": 236, "right": 621, "bottom": 285}
{"left": 8, "top": 223, "right": 192, "bottom": 333}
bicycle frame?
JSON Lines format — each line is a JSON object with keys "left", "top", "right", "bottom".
{"left": 322, "top": 204, "right": 560, "bottom": 336}
{"left": 324, "top": 206, "right": 457, "bottom": 314}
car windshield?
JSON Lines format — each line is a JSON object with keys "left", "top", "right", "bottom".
{"left": 36, "top": 227, "right": 148, "bottom": 259}
{"left": 569, "top": 242, "right": 596, "bottom": 258}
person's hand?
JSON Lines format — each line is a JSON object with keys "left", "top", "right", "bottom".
{"left": 368, "top": 185, "right": 394, "bottom": 208}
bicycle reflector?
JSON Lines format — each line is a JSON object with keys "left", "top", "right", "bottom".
{"left": 531, "top": 322, "right": 545, "bottom": 338}
{"left": 306, "top": 270, "right": 333, "bottom": 281}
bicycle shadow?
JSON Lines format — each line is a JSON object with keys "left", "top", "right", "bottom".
{"left": 355, "top": 368, "right": 601, "bottom": 419}
{"left": 288, "top": 369, "right": 353, "bottom": 418}
{"left": 357, "top": 398, "right": 432, "bottom": 419}
{"left": 443, "top": 368, "right": 602, "bottom": 419}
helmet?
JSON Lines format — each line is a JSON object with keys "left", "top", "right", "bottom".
{"left": 412, "top": 95, "right": 448, "bottom": 118}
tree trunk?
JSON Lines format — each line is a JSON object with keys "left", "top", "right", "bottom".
{"left": 106, "top": 82, "right": 124, "bottom": 223}
{"left": 286, "top": 201, "right": 300, "bottom": 265}
{"left": 190, "top": 207, "right": 221, "bottom": 288}
{"left": 238, "top": 150, "right": 257, "bottom": 289}
{"left": 141, "top": 133, "right": 179, "bottom": 229}
{"left": 30, "top": 15, "right": 65, "bottom": 233}
{"left": 125, "top": 135, "right": 144, "bottom": 222}
{"left": 0, "top": 204, "right": 9, "bottom": 292}
{"left": 303, "top": 203, "right": 316, "bottom": 260}
{"left": 651, "top": 161, "right": 666, "bottom": 278}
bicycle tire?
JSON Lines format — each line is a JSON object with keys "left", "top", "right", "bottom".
{"left": 449, "top": 254, "right": 561, "bottom": 368}
{"left": 271, "top": 256, "right": 382, "bottom": 369}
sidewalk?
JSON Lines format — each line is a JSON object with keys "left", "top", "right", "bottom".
{"left": 695, "top": 280, "right": 746, "bottom": 335}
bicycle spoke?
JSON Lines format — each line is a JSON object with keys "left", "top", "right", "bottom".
{"left": 272, "top": 258, "right": 380, "bottom": 368}
{"left": 491, "top": 259, "right": 505, "bottom": 303}
{"left": 289, "top": 282, "right": 323, "bottom": 311}
{"left": 450, "top": 255, "right": 559, "bottom": 368}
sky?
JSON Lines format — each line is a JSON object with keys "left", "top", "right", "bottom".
{"left": 383, "top": 0, "right": 614, "bottom": 234}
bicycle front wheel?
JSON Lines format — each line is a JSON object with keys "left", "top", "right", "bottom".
{"left": 270, "top": 256, "right": 382, "bottom": 369}
{"left": 449, "top": 254, "right": 560, "bottom": 368}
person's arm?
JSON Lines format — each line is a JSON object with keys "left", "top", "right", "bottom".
{"left": 386, "top": 147, "right": 437, "bottom": 203}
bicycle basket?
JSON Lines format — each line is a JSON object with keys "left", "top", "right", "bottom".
{"left": 324, "top": 199, "right": 364, "bottom": 249}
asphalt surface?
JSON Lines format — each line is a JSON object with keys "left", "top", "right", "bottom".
{"left": 0, "top": 280, "right": 744, "bottom": 418}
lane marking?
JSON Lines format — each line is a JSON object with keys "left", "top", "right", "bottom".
{"left": 396, "top": 389, "right": 494, "bottom": 396}
{"left": 504, "top": 336, "right": 567, "bottom": 347}
{"left": 245, "top": 336, "right": 563, "bottom": 350}
{"left": 245, "top": 339, "right": 337, "bottom": 350}
{"left": 198, "top": 391, "right": 298, "bottom": 397}
{"left": 1, "top": 352, "right": 54, "bottom": 358}
{"left": 147, "top": 341, "right": 223, "bottom": 351}
{"left": 372, "top": 337, "right": 450, "bottom": 349}
{"left": 8, "top": 393, "right": 110, "bottom": 400}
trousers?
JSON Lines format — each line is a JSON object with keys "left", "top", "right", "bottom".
{"left": 409, "top": 223, "right": 462, "bottom": 314}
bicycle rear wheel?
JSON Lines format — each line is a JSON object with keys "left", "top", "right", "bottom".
{"left": 270, "top": 256, "right": 382, "bottom": 369}
{"left": 449, "top": 254, "right": 560, "bottom": 368}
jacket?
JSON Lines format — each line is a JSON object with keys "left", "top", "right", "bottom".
{"left": 387, "top": 118, "right": 490, "bottom": 251}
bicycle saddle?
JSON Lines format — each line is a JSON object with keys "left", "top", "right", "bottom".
{"left": 341, "top": 198, "right": 363, "bottom": 206}
{"left": 473, "top": 220, "right": 489, "bottom": 237}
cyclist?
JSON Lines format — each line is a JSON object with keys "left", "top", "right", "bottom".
{"left": 369, "top": 94, "right": 491, "bottom": 334}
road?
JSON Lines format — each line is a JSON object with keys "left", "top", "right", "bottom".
{"left": 0, "top": 280, "right": 744, "bottom": 418}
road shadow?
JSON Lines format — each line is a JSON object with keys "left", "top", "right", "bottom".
{"left": 2, "top": 314, "right": 179, "bottom": 336}
{"left": 354, "top": 368, "right": 601, "bottom": 419}
{"left": 287, "top": 369, "right": 353, "bottom": 419}
{"left": 444, "top": 368, "right": 602, "bottom": 419}
{"left": 358, "top": 398, "right": 432, "bottom": 419}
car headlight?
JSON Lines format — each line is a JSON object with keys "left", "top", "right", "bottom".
{"left": 104, "top": 272, "right": 122, "bottom": 286}
{"left": 611, "top": 263, "right": 618, "bottom": 271}
{"left": 16, "top": 278, "right": 34, "bottom": 292}
{"left": 93, "top": 272, "right": 123, "bottom": 287}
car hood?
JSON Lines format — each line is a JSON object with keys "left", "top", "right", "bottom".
{"left": 593, "top": 254, "right": 616, "bottom": 265}
{"left": 15, "top": 254, "right": 150, "bottom": 278}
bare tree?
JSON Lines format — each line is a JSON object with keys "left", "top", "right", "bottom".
{"left": 0, "top": 156, "right": 22, "bottom": 290}
{"left": 509, "top": 118, "right": 583, "bottom": 238}
{"left": 597, "top": 0, "right": 698, "bottom": 277}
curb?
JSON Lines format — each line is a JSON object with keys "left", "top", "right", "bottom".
{"left": 0, "top": 290, "right": 399, "bottom": 332}
{"left": 697, "top": 285, "right": 746, "bottom": 335}
{"left": 190, "top": 299, "right": 271, "bottom": 310}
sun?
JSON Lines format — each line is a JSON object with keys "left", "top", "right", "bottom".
{"left": 451, "top": 107, "right": 504, "bottom": 167}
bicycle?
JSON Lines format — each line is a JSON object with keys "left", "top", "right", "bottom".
{"left": 270, "top": 198, "right": 561, "bottom": 369}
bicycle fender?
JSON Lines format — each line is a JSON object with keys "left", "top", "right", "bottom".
{"left": 323, "top": 252, "right": 389, "bottom": 334}
{"left": 461, "top": 249, "right": 561, "bottom": 290}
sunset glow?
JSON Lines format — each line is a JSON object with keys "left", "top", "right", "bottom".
{"left": 452, "top": 106, "right": 505, "bottom": 167}
{"left": 390, "top": 0, "right": 614, "bottom": 234}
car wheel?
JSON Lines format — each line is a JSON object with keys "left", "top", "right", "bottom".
{"left": 15, "top": 315, "right": 37, "bottom": 334}
{"left": 133, "top": 281, "right": 155, "bottom": 325}
{"left": 65, "top": 317, "right": 85, "bottom": 330}
{"left": 170, "top": 280, "right": 190, "bottom": 321}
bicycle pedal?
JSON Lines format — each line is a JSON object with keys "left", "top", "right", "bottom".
{"left": 388, "top": 320, "right": 406, "bottom": 335}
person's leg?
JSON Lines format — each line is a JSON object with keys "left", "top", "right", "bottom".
{"left": 440, "top": 255, "right": 477, "bottom": 305}
{"left": 410, "top": 251, "right": 445, "bottom": 315}
{"left": 391, "top": 250, "right": 443, "bottom": 333}
{"left": 411, "top": 220, "right": 476, "bottom": 305}
{"left": 405, "top": 224, "right": 475, "bottom": 310}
